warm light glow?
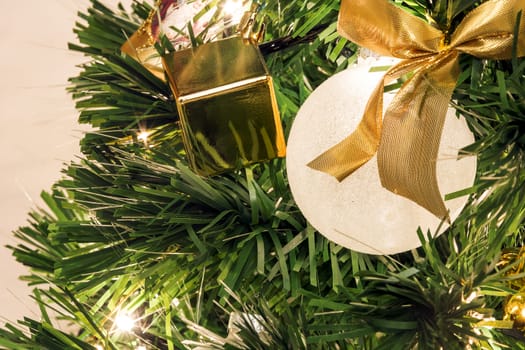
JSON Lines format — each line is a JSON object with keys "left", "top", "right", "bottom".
{"left": 95, "top": 345, "right": 104, "bottom": 350}
{"left": 171, "top": 297, "right": 180, "bottom": 307}
{"left": 520, "top": 307, "right": 525, "bottom": 319}
{"left": 136, "top": 346, "right": 147, "bottom": 350}
{"left": 137, "top": 131, "right": 150, "bottom": 144}
{"left": 223, "top": 0, "right": 246, "bottom": 23}
{"left": 115, "top": 312, "right": 136, "bottom": 332}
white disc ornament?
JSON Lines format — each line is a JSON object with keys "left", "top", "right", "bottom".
{"left": 286, "top": 59, "right": 477, "bottom": 255}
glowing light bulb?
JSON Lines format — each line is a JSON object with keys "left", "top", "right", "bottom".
{"left": 95, "top": 345, "right": 104, "bottom": 350}
{"left": 115, "top": 312, "right": 135, "bottom": 332}
{"left": 171, "top": 297, "right": 180, "bottom": 307}
{"left": 137, "top": 131, "right": 150, "bottom": 144}
{"left": 520, "top": 307, "right": 525, "bottom": 319}
{"left": 223, "top": 0, "right": 246, "bottom": 23}
{"left": 136, "top": 346, "right": 147, "bottom": 350}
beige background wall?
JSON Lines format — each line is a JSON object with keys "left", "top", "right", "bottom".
{"left": 0, "top": 0, "right": 128, "bottom": 325}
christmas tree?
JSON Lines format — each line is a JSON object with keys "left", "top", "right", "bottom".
{"left": 2, "top": 0, "right": 525, "bottom": 349}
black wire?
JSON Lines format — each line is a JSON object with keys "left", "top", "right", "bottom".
{"left": 258, "top": 23, "right": 330, "bottom": 56}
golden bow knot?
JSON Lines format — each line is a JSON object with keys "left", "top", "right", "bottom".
{"left": 308, "top": 0, "right": 525, "bottom": 218}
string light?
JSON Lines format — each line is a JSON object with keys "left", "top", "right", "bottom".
{"left": 115, "top": 312, "right": 136, "bottom": 333}
{"left": 171, "top": 297, "right": 180, "bottom": 307}
{"left": 223, "top": 0, "right": 247, "bottom": 24}
{"left": 137, "top": 130, "right": 150, "bottom": 144}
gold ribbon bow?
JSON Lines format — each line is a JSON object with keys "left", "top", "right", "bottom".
{"left": 308, "top": 0, "right": 525, "bottom": 218}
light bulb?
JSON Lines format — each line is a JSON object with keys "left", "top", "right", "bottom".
{"left": 137, "top": 131, "right": 150, "bottom": 144}
{"left": 223, "top": 0, "right": 246, "bottom": 23}
{"left": 171, "top": 297, "right": 180, "bottom": 307}
{"left": 115, "top": 312, "right": 135, "bottom": 333}
{"left": 136, "top": 346, "right": 147, "bottom": 350}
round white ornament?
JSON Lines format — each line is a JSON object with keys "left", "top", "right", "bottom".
{"left": 286, "top": 59, "right": 477, "bottom": 255}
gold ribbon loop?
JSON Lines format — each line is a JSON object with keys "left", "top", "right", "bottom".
{"left": 308, "top": 0, "right": 525, "bottom": 219}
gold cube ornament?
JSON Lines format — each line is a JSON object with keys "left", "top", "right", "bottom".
{"left": 162, "top": 37, "right": 286, "bottom": 176}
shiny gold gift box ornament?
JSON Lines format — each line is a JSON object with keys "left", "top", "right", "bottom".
{"left": 162, "top": 36, "right": 285, "bottom": 176}
{"left": 505, "top": 294, "right": 525, "bottom": 331}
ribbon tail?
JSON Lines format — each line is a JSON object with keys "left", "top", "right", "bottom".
{"left": 377, "top": 53, "right": 459, "bottom": 219}
{"left": 307, "top": 76, "right": 385, "bottom": 181}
